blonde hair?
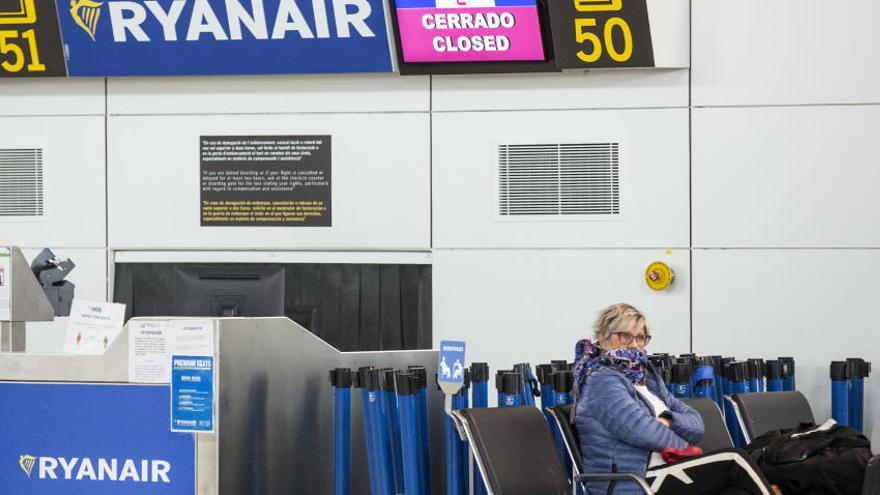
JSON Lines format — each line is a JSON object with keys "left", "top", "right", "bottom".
{"left": 593, "top": 303, "right": 649, "bottom": 342}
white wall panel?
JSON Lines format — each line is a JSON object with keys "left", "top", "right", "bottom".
{"left": 0, "top": 79, "right": 104, "bottom": 116}
{"left": 693, "top": 250, "right": 880, "bottom": 447}
{"left": 434, "top": 249, "right": 690, "bottom": 400}
{"left": 22, "top": 248, "right": 108, "bottom": 354}
{"left": 0, "top": 116, "right": 106, "bottom": 248}
{"left": 693, "top": 1, "right": 880, "bottom": 106}
{"left": 433, "top": 70, "right": 689, "bottom": 112}
{"left": 433, "top": 109, "right": 689, "bottom": 248}
{"left": 108, "top": 113, "right": 430, "bottom": 249}
{"left": 693, "top": 106, "right": 880, "bottom": 248}
{"left": 107, "top": 74, "right": 429, "bottom": 115}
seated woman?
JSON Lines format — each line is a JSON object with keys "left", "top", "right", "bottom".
{"left": 573, "top": 303, "right": 773, "bottom": 495}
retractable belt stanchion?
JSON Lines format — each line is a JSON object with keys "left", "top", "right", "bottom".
{"left": 537, "top": 364, "right": 555, "bottom": 425}
{"left": 693, "top": 357, "right": 716, "bottom": 402}
{"left": 779, "top": 357, "right": 796, "bottom": 391}
{"left": 671, "top": 363, "right": 693, "bottom": 399}
{"left": 765, "top": 360, "right": 784, "bottom": 392}
{"left": 725, "top": 362, "right": 748, "bottom": 448}
{"left": 369, "top": 369, "right": 395, "bottom": 495}
{"left": 552, "top": 371, "right": 574, "bottom": 474}
{"left": 330, "top": 368, "right": 353, "bottom": 495}
{"left": 408, "top": 365, "right": 432, "bottom": 495}
{"left": 357, "top": 367, "right": 382, "bottom": 495}
{"left": 847, "top": 358, "right": 871, "bottom": 433}
{"left": 452, "top": 371, "right": 471, "bottom": 495}
{"left": 746, "top": 359, "right": 762, "bottom": 393}
{"left": 495, "top": 370, "right": 509, "bottom": 406}
{"left": 707, "top": 356, "right": 724, "bottom": 407}
{"left": 500, "top": 372, "right": 522, "bottom": 407}
{"left": 831, "top": 361, "right": 849, "bottom": 427}
{"left": 514, "top": 363, "right": 538, "bottom": 407}
{"left": 380, "top": 369, "right": 405, "bottom": 495}
{"left": 678, "top": 354, "right": 697, "bottom": 391}
{"left": 469, "top": 363, "right": 489, "bottom": 495}
{"left": 396, "top": 373, "right": 423, "bottom": 495}
{"left": 551, "top": 360, "right": 568, "bottom": 373}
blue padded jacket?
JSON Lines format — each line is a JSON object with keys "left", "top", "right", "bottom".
{"left": 575, "top": 366, "right": 704, "bottom": 494}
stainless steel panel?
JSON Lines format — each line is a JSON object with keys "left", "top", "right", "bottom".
{"left": 217, "top": 318, "right": 443, "bottom": 495}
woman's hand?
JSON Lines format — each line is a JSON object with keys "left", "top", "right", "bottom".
{"left": 656, "top": 417, "right": 672, "bottom": 428}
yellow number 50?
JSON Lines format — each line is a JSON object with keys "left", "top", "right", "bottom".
{"left": 575, "top": 16, "right": 633, "bottom": 63}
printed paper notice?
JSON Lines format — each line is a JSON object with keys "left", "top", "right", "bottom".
{"left": 63, "top": 300, "right": 126, "bottom": 354}
{"left": 171, "top": 319, "right": 214, "bottom": 356}
{"left": 0, "top": 247, "right": 9, "bottom": 321}
{"left": 129, "top": 320, "right": 172, "bottom": 383}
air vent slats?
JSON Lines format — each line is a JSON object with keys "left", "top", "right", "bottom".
{"left": 498, "top": 143, "right": 619, "bottom": 216}
{"left": 0, "top": 148, "right": 43, "bottom": 217}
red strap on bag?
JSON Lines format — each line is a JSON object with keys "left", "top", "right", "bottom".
{"left": 660, "top": 445, "right": 704, "bottom": 463}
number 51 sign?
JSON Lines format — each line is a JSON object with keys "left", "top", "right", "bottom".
{"left": 548, "top": 0, "right": 688, "bottom": 69}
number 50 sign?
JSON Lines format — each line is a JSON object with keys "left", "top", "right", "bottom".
{"left": 548, "top": 0, "right": 689, "bottom": 69}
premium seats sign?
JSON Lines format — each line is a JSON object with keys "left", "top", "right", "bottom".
{"left": 393, "top": 0, "right": 544, "bottom": 63}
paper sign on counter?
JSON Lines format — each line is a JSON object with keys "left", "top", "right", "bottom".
{"left": 171, "top": 319, "right": 214, "bottom": 356}
{"left": 63, "top": 300, "right": 126, "bottom": 354}
{"left": 128, "top": 320, "right": 172, "bottom": 383}
{"left": 0, "top": 247, "right": 9, "bottom": 321}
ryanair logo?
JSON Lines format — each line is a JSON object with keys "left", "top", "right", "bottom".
{"left": 70, "top": 0, "right": 102, "bottom": 41}
{"left": 17, "top": 454, "right": 172, "bottom": 483}
{"left": 19, "top": 455, "right": 35, "bottom": 477}
{"left": 65, "top": 0, "right": 376, "bottom": 43}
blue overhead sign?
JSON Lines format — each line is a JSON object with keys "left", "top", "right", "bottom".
{"left": 55, "top": 0, "right": 393, "bottom": 76}
{"left": 0, "top": 383, "right": 195, "bottom": 494}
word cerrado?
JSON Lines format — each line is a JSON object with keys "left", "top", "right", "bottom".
{"left": 421, "top": 11, "right": 515, "bottom": 53}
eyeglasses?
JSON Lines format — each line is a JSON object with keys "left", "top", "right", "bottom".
{"left": 612, "top": 332, "right": 651, "bottom": 345}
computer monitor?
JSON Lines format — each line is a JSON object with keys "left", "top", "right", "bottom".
{"left": 172, "top": 266, "right": 285, "bottom": 317}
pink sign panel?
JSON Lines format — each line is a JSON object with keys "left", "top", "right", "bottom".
{"left": 395, "top": 0, "right": 545, "bottom": 63}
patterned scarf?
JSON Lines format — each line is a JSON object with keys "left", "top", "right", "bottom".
{"left": 570, "top": 339, "right": 649, "bottom": 421}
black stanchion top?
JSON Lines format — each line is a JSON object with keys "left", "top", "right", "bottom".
{"left": 456, "top": 369, "right": 472, "bottom": 397}
{"left": 536, "top": 364, "right": 553, "bottom": 385}
{"left": 501, "top": 372, "right": 521, "bottom": 395}
{"left": 551, "top": 360, "right": 568, "bottom": 372}
{"left": 747, "top": 359, "right": 765, "bottom": 380}
{"left": 552, "top": 371, "right": 574, "bottom": 394}
{"left": 329, "top": 368, "right": 353, "bottom": 388}
{"left": 831, "top": 361, "right": 849, "bottom": 381}
{"left": 396, "top": 373, "right": 417, "bottom": 396}
{"left": 365, "top": 369, "right": 382, "bottom": 392}
{"left": 846, "top": 358, "right": 871, "bottom": 379}
{"left": 495, "top": 369, "right": 511, "bottom": 391}
{"left": 779, "top": 357, "right": 795, "bottom": 377}
{"left": 727, "top": 362, "right": 747, "bottom": 383}
{"left": 471, "top": 362, "right": 489, "bottom": 383}
{"left": 765, "top": 360, "right": 783, "bottom": 380}
{"left": 380, "top": 368, "right": 398, "bottom": 393}
{"left": 671, "top": 363, "right": 692, "bottom": 384}
{"left": 407, "top": 366, "right": 427, "bottom": 390}
{"left": 356, "top": 366, "right": 374, "bottom": 389}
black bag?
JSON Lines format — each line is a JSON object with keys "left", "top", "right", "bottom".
{"left": 745, "top": 422, "right": 872, "bottom": 495}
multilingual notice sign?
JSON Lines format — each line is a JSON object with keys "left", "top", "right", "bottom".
{"left": 200, "top": 135, "right": 331, "bottom": 227}
{"left": 0, "top": 383, "right": 195, "bottom": 494}
{"left": 394, "top": 0, "right": 544, "bottom": 63}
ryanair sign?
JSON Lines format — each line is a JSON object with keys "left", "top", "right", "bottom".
{"left": 54, "top": 0, "right": 394, "bottom": 75}
{"left": 0, "top": 383, "right": 195, "bottom": 494}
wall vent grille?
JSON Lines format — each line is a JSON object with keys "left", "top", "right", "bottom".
{"left": 498, "top": 143, "right": 619, "bottom": 216}
{"left": 0, "top": 148, "right": 44, "bottom": 217}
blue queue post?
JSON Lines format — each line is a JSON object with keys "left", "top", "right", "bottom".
{"left": 693, "top": 358, "right": 716, "bottom": 402}
{"left": 357, "top": 367, "right": 381, "bottom": 495}
{"left": 442, "top": 373, "right": 465, "bottom": 495}
{"left": 495, "top": 370, "right": 507, "bottom": 407}
{"left": 513, "top": 363, "right": 538, "bottom": 407}
{"left": 330, "top": 368, "right": 353, "bottom": 495}
{"left": 727, "top": 362, "right": 749, "bottom": 448}
{"left": 831, "top": 361, "right": 849, "bottom": 427}
{"left": 407, "top": 365, "right": 431, "bottom": 495}
{"left": 779, "top": 357, "right": 796, "bottom": 391}
{"left": 670, "top": 363, "right": 693, "bottom": 399}
{"left": 707, "top": 356, "right": 724, "bottom": 406}
{"left": 453, "top": 370, "right": 471, "bottom": 495}
{"left": 746, "top": 359, "right": 763, "bottom": 393}
{"left": 380, "top": 369, "right": 404, "bottom": 494}
{"left": 678, "top": 354, "right": 697, "bottom": 391}
{"left": 551, "top": 360, "right": 568, "bottom": 373}
{"left": 368, "top": 369, "right": 395, "bottom": 495}
{"left": 537, "top": 364, "right": 554, "bottom": 425}
{"left": 765, "top": 360, "right": 784, "bottom": 392}
{"left": 847, "top": 358, "right": 871, "bottom": 433}
{"left": 396, "top": 373, "right": 423, "bottom": 495}
{"left": 469, "top": 363, "right": 489, "bottom": 495}
{"left": 500, "top": 372, "right": 522, "bottom": 407}
{"left": 552, "top": 371, "right": 574, "bottom": 473}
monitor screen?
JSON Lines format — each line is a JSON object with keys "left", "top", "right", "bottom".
{"left": 394, "top": 0, "right": 545, "bottom": 63}
{"left": 172, "top": 266, "right": 285, "bottom": 318}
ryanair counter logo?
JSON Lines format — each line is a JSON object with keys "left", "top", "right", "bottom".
{"left": 70, "top": 0, "right": 102, "bottom": 40}
{"left": 19, "top": 455, "right": 35, "bottom": 477}
{"left": 54, "top": 0, "right": 394, "bottom": 75}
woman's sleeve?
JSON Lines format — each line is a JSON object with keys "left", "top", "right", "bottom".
{"left": 651, "top": 370, "right": 705, "bottom": 445}
{"left": 587, "top": 372, "right": 688, "bottom": 452}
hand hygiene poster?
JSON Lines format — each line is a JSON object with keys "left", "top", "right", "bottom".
{"left": 394, "top": 0, "right": 544, "bottom": 63}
